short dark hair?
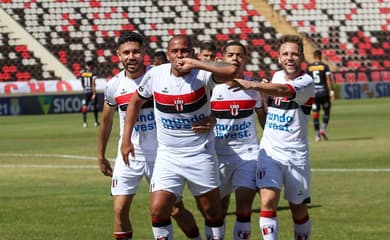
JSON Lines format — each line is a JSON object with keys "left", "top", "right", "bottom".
{"left": 86, "top": 60, "right": 94, "bottom": 67}
{"left": 199, "top": 41, "right": 217, "bottom": 52}
{"left": 278, "top": 34, "right": 304, "bottom": 56}
{"left": 153, "top": 51, "right": 168, "bottom": 63}
{"left": 313, "top": 49, "right": 322, "bottom": 58}
{"left": 117, "top": 31, "right": 144, "bottom": 47}
{"left": 168, "top": 35, "right": 193, "bottom": 49}
{"left": 222, "top": 41, "right": 247, "bottom": 55}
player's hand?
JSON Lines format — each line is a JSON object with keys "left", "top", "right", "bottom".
{"left": 91, "top": 93, "right": 96, "bottom": 100}
{"left": 177, "top": 58, "right": 196, "bottom": 73}
{"left": 120, "top": 141, "right": 135, "bottom": 166}
{"left": 192, "top": 115, "right": 216, "bottom": 134}
{"left": 98, "top": 158, "right": 113, "bottom": 177}
{"left": 330, "top": 90, "right": 335, "bottom": 102}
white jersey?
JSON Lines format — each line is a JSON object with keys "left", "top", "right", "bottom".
{"left": 260, "top": 70, "right": 314, "bottom": 165}
{"left": 210, "top": 79, "right": 263, "bottom": 160}
{"left": 137, "top": 63, "right": 215, "bottom": 154}
{"left": 104, "top": 70, "right": 157, "bottom": 161}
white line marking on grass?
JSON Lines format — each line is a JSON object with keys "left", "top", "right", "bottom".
{"left": 1, "top": 153, "right": 389, "bottom": 172}
{"left": 0, "top": 153, "right": 96, "bottom": 160}
{"left": 0, "top": 164, "right": 97, "bottom": 169}
{"left": 312, "top": 168, "right": 390, "bottom": 172}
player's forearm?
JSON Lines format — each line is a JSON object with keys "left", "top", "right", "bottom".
{"left": 191, "top": 59, "right": 238, "bottom": 82}
{"left": 251, "top": 82, "right": 294, "bottom": 98}
{"left": 122, "top": 102, "right": 141, "bottom": 146}
{"left": 97, "top": 120, "right": 113, "bottom": 160}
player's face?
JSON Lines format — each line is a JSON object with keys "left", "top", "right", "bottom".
{"left": 197, "top": 49, "right": 216, "bottom": 61}
{"left": 223, "top": 45, "right": 246, "bottom": 76}
{"left": 167, "top": 37, "right": 193, "bottom": 74}
{"left": 278, "top": 42, "right": 303, "bottom": 78}
{"left": 117, "top": 41, "right": 145, "bottom": 75}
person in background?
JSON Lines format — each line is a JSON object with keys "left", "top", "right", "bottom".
{"left": 98, "top": 32, "right": 202, "bottom": 240}
{"left": 229, "top": 34, "right": 315, "bottom": 240}
{"left": 197, "top": 41, "right": 217, "bottom": 61}
{"left": 210, "top": 41, "right": 266, "bottom": 240}
{"left": 306, "top": 49, "right": 335, "bottom": 142}
{"left": 151, "top": 50, "right": 168, "bottom": 66}
{"left": 121, "top": 34, "right": 239, "bottom": 240}
{"left": 80, "top": 60, "right": 99, "bottom": 128}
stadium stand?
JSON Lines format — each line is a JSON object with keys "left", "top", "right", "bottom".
{"left": 266, "top": 0, "right": 390, "bottom": 72}
{"left": 0, "top": 25, "right": 59, "bottom": 81}
{"left": 0, "top": 0, "right": 388, "bottom": 81}
{"left": 0, "top": 0, "right": 282, "bottom": 80}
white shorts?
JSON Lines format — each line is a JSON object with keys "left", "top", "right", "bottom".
{"left": 111, "top": 154, "right": 155, "bottom": 196}
{"left": 256, "top": 150, "right": 311, "bottom": 204}
{"left": 150, "top": 147, "right": 220, "bottom": 198}
{"left": 219, "top": 155, "right": 257, "bottom": 198}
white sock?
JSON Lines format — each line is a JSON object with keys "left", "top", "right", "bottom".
{"left": 294, "top": 218, "right": 311, "bottom": 240}
{"left": 152, "top": 224, "right": 173, "bottom": 240}
{"left": 234, "top": 220, "right": 251, "bottom": 240}
{"left": 259, "top": 210, "right": 278, "bottom": 240}
{"left": 205, "top": 222, "right": 225, "bottom": 240}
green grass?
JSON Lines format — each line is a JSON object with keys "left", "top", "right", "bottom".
{"left": 0, "top": 98, "right": 389, "bottom": 239}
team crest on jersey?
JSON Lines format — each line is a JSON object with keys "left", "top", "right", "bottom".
{"left": 274, "top": 96, "right": 282, "bottom": 106}
{"left": 230, "top": 104, "right": 240, "bottom": 116}
{"left": 138, "top": 86, "right": 144, "bottom": 92}
{"left": 174, "top": 99, "right": 184, "bottom": 112}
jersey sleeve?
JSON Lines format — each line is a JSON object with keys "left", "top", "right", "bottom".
{"left": 137, "top": 70, "right": 153, "bottom": 99}
{"left": 286, "top": 74, "right": 314, "bottom": 105}
{"left": 104, "top": 80, "right": 116, "bottom": 106}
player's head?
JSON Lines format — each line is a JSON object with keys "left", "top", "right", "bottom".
{"left": 277, "top": 34, "right": 304, "bottom": 78}
{"left": 167, "top": 35, "right": 194, "bottom": 75}
{"left": 116, "top": 31, "right": 146, "bottom": 76}
{"left": 222, "top": 41, "right": 247, "bottom": 77}
{"left": 152, "top": 50, "right": 168, "bottom": 66}
{"left": 85, "top": 60, "right": 94, "bottom": 70}
{"left": 197, "top": 41, "right": 217, "bottom": 61}
{"left": 313, "top": 49, "right": 322, "bottom": 60}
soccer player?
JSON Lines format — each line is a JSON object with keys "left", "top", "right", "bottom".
{"left": 307, "top": 49, "right": 335, "bottom": 142}
{"left": 210, "top": 41, "right": 266, "bottom": 240}
{"left": 197, "top": 41, "right": 217, "bottom": 61}
{"left": 229, "top": 35, "right": 315, "bottom": 240}
{"left": 151, "top": 50, "right": 168, "bottom": 66}
{"left": 121, "top": 34, "right": 239, "bottom": 240}
{"left": 98, "top": 32, "right": 202, "bottom": 240}
{"left": 80, "top": 60, "right": 99, "bottom": 127}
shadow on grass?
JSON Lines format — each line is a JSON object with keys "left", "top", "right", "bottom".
{"left": 226, "top": 204, "right": 322, "bottom": 216}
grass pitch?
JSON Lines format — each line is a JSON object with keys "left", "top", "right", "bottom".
{"left": 0, "top": 98, "right": 389, "bottom": 239}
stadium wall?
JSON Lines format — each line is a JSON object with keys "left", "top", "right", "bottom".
{"left": 0, "top": 70, "right": 389, "bottom": 115}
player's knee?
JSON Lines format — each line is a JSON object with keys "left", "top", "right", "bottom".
{"left": 236, "top": 210, "right": 252, "bottom": 221}
{"left": 81, "top": 106, "right": 88, "bottom": 113}
{"left": 312, "top": 111, "right": 319, "bottom": 120}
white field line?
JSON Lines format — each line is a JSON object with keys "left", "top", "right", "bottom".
{"left": 0, "top": 153, "right": 389, "bottom": 172}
